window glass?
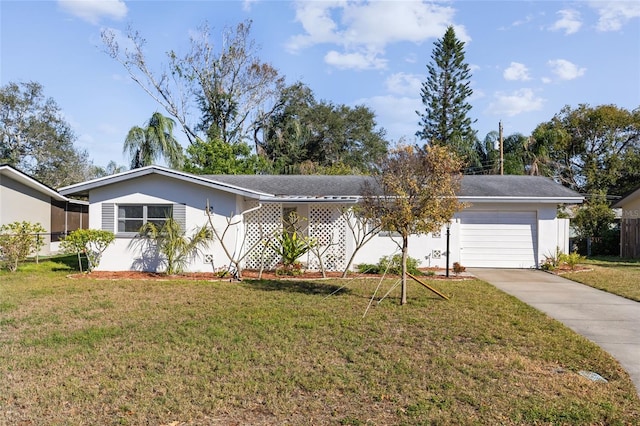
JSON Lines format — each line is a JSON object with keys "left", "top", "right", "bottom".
{"left": 148, "top": 205, "right": 172, "bottom": 219}
{"left": 117, "top": 204, "right": 172, "bottom": 233}
{"left": 118, "top": 219, "right": 144, "bottom": 233}
{"left": 119, "top": 205, "right": 143, "bottom": 218}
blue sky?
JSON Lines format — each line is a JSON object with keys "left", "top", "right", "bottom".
{"left": 1, "top": 0, "right": 639, "bottom": 169}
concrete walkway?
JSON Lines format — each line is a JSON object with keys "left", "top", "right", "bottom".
{"left": 469, "top": 268, "right": 640, "bottom": 396}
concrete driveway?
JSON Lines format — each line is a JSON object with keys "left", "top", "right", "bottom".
{"left": 469, "top": 268, "right": 640, "bottom": 396}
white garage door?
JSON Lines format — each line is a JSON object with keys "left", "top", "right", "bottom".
{"left": 459, "top": 211, "right": 537, "bottom": 268}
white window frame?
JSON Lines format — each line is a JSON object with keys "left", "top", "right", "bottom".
{"left": 116, "top": 204, "right": 173, "bottom": 235}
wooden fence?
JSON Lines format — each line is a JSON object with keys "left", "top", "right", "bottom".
{"left": 620, "top": 218, "right": 640, "bottom": 258}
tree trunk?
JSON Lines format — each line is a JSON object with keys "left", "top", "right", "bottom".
{"left": 342, "top": 249, "right": 359, "bottom": 278}
{"left": 401, "top": 234, "right": 408, "bottom": 305}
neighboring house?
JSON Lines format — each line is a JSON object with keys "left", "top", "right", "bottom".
{"left": 0, "top": 164, "right": 88, "bottom": 255}
{"left": 612, "top": 185, "right": 640, "bottom": 258}
{"left": 59, "top": 166, "right": 583, "bottom": 272}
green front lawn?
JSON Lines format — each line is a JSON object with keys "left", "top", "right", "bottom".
{"left": 1, "top": 258, "right": 639, "bottom": 425}
{"left": 561, "top": 257, "right": 640, "bottom": 302}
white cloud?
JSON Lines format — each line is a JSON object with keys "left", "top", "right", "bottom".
{"left": 589, "top": 1, "right": 640, "bottom": 31}
{"left": 58, "top": 0, "right": 127, "bottom": 25}
{"left": 287, "top": 1, "right": 468, "bottom": 70}
{"left": 503, "top": 62, "right": 531, "bottom": 81}
{"left": 385, "top": 72, "right": 423, "bottom": 96}
{"left": 242, "top": 0, "right": 258, "bottom": 12}
{"left": 548, "top": 59, "right": 586, "bottom": 80}
{"left": 550, "top": 9, "right": 582, "bottom": 34}
{"left": 487, "top": 89, "right": 545, "bottom": 117}
{"left": 324, "top": 50, "right": 387, "bottom": 70}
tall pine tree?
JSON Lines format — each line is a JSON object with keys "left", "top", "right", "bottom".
{"left": 417, "top": 26, "right": 477, "bottom": 166}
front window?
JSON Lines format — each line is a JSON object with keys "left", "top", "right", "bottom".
{"left": 118, "top": 204, "right": 172, "bottom": 233}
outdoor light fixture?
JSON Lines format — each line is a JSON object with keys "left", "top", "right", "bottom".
{"left": 445, "top": 222, "right": 451, "bottom": 278}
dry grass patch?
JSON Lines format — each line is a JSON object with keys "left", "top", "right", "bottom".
{"left": 561, "top": 258, "right": 640, "bottom": 301}
{"left": 1, "top": 264, "right": 639, "bottom": 425}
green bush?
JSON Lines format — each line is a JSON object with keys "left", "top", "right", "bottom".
{"left": 559, "top": 252, "right": 585, "bottom": 271}
{"left": 356, "top": 263, "right": 380, "bottom": 274}
{"left": 0, "top": 221, "right": 46, "bottom": 272}
{"left": 60, "top": 229, "right": 115, "bottom": 272}
{"left": 358, "top": 255, "right": 422, "bottom": 275}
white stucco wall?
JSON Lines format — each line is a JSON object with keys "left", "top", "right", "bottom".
{"left": 352, "top": 202, "right": 568, "bottom": 270}
{"left": 89, "top": 174, "right": 242, "bottom": 272}
{"left": 351, "top": 225, "right": 452, "bottom": 270}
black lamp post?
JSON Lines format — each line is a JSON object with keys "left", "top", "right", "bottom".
{"left": 445, "top": 222, "right": 451, "bottom": 278}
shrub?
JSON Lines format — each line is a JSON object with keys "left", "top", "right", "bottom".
{"left": 452, "top": 262, "right": 466, "bottom": 275}
{"left": 268, "top": 212, "right": 316, "bottom": 269}
{"left": 0, "top": 221, "right": 46, "bottom": 272}
{"left": 559, "top": 252, "right": 585, "bottom": 271}
{"left": 541, "top": 247, "right": 563, "bottom": 271}
{"left": 275, "top": 262, "right": 304, "bottom": 276}
{"left": 358, "top": 255, "right": 422, "bottom": 275}
{"left": 356, "top": 263, "right": 380, "bottom": 274}
{"left": 135, "top": 219, "right": 211, "bottom": 275}
{"left": 60, "top": 229, "right": 115, "bottom": 272}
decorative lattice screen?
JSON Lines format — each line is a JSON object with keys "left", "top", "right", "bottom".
{"left": 244, "top": 201, "right": 281, "bottom": 270}
{"left": 307, "top": 204, "right": 347, "bottom": 271}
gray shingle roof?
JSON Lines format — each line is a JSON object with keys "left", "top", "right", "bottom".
{"left": 203, "top": 174, "right": 374, "bottom": 197}
{"left": 458, "top": 175, "right": 581, "bottom": 198}
{"left": 205, "top": 174, "right": 582, "bottom": 200}
{"left": 59, "top": 165, "right": 582, "bottom": 202}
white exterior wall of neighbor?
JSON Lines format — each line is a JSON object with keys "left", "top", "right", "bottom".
{"left": 0, "top": 174, "right": 53, "bottom": 254}
{"left": 89, "top": 174, "right": 240, "bottom": 272}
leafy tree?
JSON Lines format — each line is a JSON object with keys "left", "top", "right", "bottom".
{"left": 0, "top": 221, "right": 46, "bottom": 272}
{"left": 124, "top": 112, "right": 184, "bottom": 169}
{"left": 531, "top": 104, "right": 640, "bottom": 196}
{"left": 136, "top": 218, "right": 211, "bottom": 275}
{"left": 183, "top": 137, "right": 269, "bottom": 175}
{"left": 90, "top": 160, "right": 128, "bottom": 178}
{"left": 360, "top": 145, "right": 463, "bottom": 305}
{"left": 0, "top": 81, "right": 93, "bottom": 187}
{"left": 60, "top": 229, "right": 115, "bottom": 273}
{"left": 417, "top": 26, "right": 477, "bottom": 166}
{"left": 103, "top": 20, "right": 283, "bottom": 147}
{"left": 472, "top": 131, "right": 530, "bottom": 175}
{"left": 259, "top": 82, "right": 388, "bottom": 174}
{"left": 572, "top": 192, "right": 616, "bottom": 256}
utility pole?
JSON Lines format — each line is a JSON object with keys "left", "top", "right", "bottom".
{"left": 499, "top": 120, "right": 504, "bottom": 175}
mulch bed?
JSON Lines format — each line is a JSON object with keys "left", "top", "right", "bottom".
{"left": 546, "top": 265, "right": 593, "bottom": 275}
{"left": 68, "top": 268, "right": 473, "bottom": 281}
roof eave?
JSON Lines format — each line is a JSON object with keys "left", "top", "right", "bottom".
{"left": 58, "top": 166, "right": 273, "bottom": 199}
{"left": 459, "top": 196, "right": 584, "bottom": 204}
{"left": 1, "top": 165, "right": 68, "bottom": 202}
{"left": 258, "top": 196, "right": 360, "bottom": 203}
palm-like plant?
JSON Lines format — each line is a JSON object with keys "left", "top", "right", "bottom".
{"left": 124, "top": 112, "right": 184, "bottom": 169}
{"left": 138, "top": 218, "right": 211, "bottom": 275}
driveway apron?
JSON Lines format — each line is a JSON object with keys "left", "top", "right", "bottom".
{"left": 468, "top": 268, "right": 640, "bottom": 396}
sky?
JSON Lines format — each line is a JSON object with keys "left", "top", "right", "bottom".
{"left": 1, "top": 0, "right": 639, "bottom": 170}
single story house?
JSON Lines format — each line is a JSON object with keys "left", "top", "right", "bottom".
{"left": 59, "top": 166, "right": 583, "bottom": 272}
{"left": 0, "top": 164, "right": 88, "bottom": 255}
{"left": 612, "top": 185, "right": 640, "bottom": 258}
